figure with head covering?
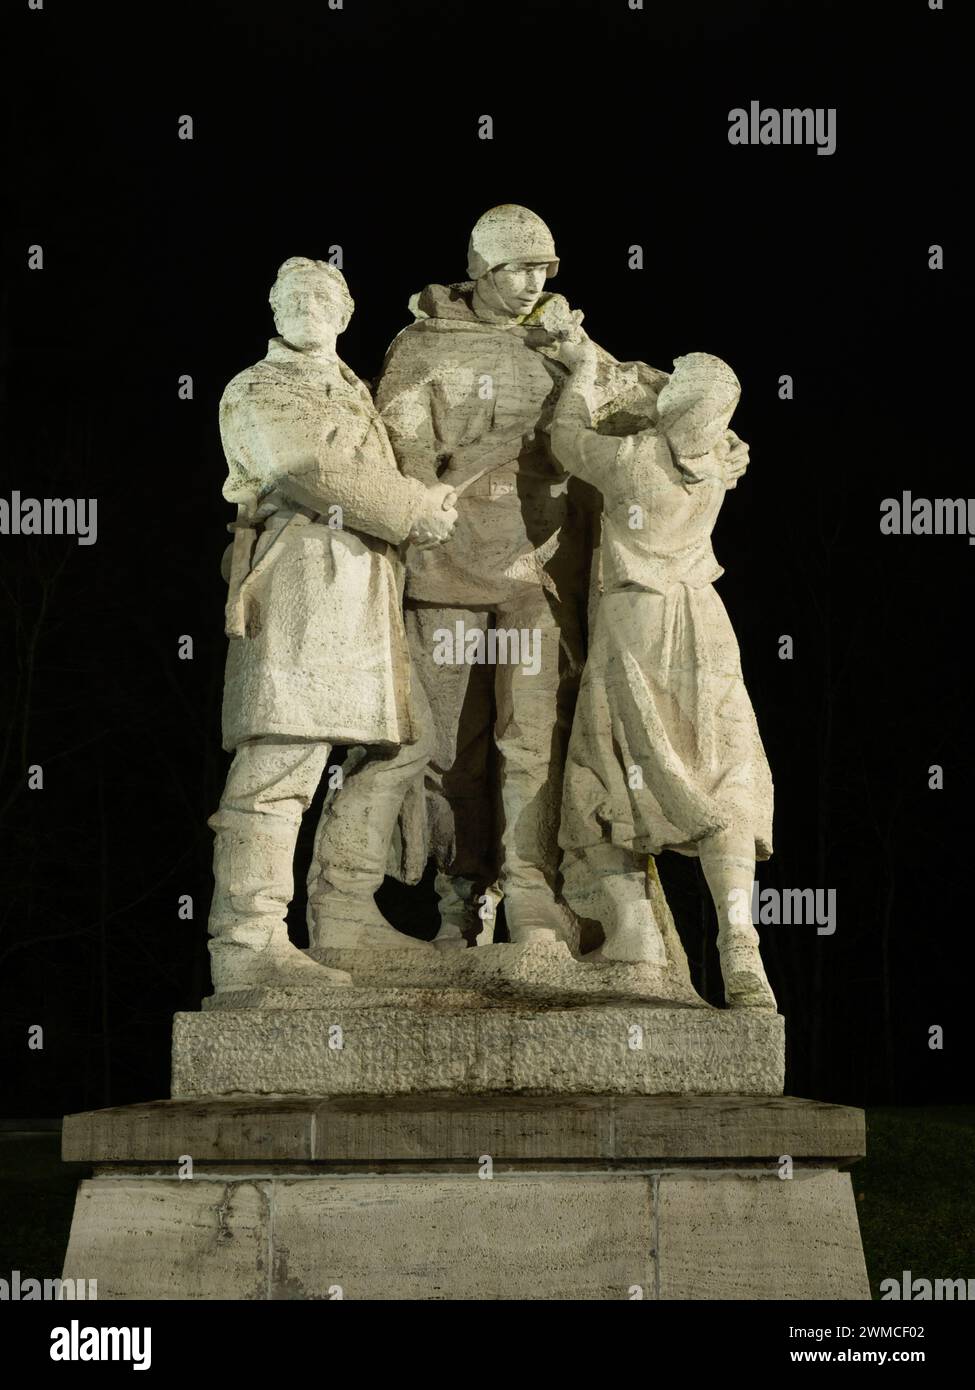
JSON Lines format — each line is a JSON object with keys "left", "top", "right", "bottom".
{"left": 207, "top": 258, "right": 458, "bottom": 993}
{"left": 550, "top": 343, "right": 777, "bottom": 1009}
{"left": 365, "top": 206, "right": 625, "bottom": 949}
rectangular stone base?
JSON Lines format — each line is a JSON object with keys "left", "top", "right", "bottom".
{"left": 62, "top": 1095, "right": 869, "bottom": 1300}
{"left": 171, "top": 1004, "right": 786, "bottom": 1096}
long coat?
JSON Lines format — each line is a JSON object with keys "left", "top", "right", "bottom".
{"left": 550, "top": 381, "right": 774, "bottom": 861}
{"left": 373, "top": 285, "right": 669, "bottom": 882}
{"left": 374, "top": 283, "right": 612, "bottom": 610}
{"left": 218, "top": 338, "right": 428, "bottom": 752}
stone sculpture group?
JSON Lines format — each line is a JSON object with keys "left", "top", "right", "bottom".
{"left": 62, "top": 210, "right": 873, "bottom": 1307}
{"left": 207, "top": 205, "right": 776, "bottom": 1013}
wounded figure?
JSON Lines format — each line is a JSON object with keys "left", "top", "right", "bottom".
{"left": 550, "top": 346, "right": 777, "bottom": 1009}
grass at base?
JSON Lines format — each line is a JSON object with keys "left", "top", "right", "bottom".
{"left": 0, "top": 1132, "right": 89, "bottom": 1281}
{"left": 856, "top": 1105, "right": 974, "bottom": 1298}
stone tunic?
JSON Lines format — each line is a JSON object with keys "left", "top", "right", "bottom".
{"left": 375, "top": 283, "right": 606, "bottom": 609}
{"left": 218, "top": 338, "right": 428, "bottom": 752}
{"left": 550, "top": 385, "right": 774, "bottom": 860}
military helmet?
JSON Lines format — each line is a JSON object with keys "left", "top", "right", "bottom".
{"left": 466, "top": 205, "right": 559, "bottom": 280}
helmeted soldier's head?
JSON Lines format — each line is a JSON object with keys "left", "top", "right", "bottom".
{"left": 467, "top": 206, "right": 559, "bottom": 320}
{"left": 269, "top": 257, "right": 353, "bottom": 352}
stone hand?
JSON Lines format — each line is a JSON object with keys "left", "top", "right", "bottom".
{"left": 524, "top": 296, "right": 583, "bottom": 345}
{"left": 721, "top": 434, "right": 750, "bottom": 487}
{"left": 558, "top": 335, "right": 598, "bottom": 373}
{"left": 409, "top": 483, "right": 459, "bottom": 547}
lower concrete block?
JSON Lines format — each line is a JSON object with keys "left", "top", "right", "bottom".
{"left": 657, "top": 1169, "right": 869, "bottom": 1300}
{"left": 60, "top": 1094, "right": 869, "bottom": 1300}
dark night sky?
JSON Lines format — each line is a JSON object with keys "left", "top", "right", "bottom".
{"left": 1, "top": 0, "right": 969, "bottom": 1114}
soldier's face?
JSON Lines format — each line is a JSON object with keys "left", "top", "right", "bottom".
{"left": 489, "top": 261, "right": 549, "bottom": 316}
{"left": 277, "top": 279, "right": 348, "bottom": 350}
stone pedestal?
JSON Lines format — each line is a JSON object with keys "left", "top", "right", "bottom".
{"left": 173, "top": 1003, "right": 785, "bottom": 1097}
{"left": 171, "top": 943, "right": 786, "bottom": 1097}
{"left": 61, "top": 1094, "right": 870, "bottom": 1300}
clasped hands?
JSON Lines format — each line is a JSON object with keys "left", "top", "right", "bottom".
{"left": 408, "top": 481, "right": 459, "bottom": 548}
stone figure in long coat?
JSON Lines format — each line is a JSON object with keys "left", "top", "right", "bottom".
{"left": 208, "top": 257, "right": 457, "bottom": 992}
{"left": 551, "top": 344, "right": 776, "bottom": 1008}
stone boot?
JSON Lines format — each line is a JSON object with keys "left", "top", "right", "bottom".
{"left": 503, "top": 883, "right": 574, "bottom": 946}
{"left": 561, "top": 845, "right": 666, "bottom": 964}
{"left": 718, "top": 930, "right": 777, "bottom": 1009}
{"left": 209, "top": 933, "right": 351, "bottom": 993}
{"left": 314, "top": 899, "right": 432, "bottom": 952}
{"left": 594, "top": 899, "right": 667, "bottom": 966}
{"left": 307, "top": 763, "right": 435, "bottom": 951}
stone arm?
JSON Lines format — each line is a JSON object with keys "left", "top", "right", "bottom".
{"left": 373, "top": 336, "right": 444, "bottom": 487}
{"left": 549, "top": 375, "right": 631, "bottom": 492}
{"left": 221, "top": 381, "right": 428, "bottom": 545}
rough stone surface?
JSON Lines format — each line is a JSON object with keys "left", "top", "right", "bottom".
{"left": 202, "top": 218, "right": 779, "bottom": 1010}
{"left": 657, "top": 1170, "right": 870, "bottom": 1300}
{"left": 271, "top": 1176, "right": 652, "bottom": 1300}
{"left": 61, "top": 1095, "right": 868, "bottom": 1300}
{"left": 62, "top": 1177, "right": 269, "bottom": 1301}
{"left": 206, "top": 256, "right": 459, "bottom": 997}
{"left": 171, "top": 1002, "right": 785, "bottom": 1097}
{"left": 63, "top": 1094, "right": 865, "bottom": 1166}
{"left": 58, "top": 223, "right": 864, "bottom": 1303}
{"left": 211, "top": 940, "right": 706, "bottom": 1011}
{"left": 63, "top": 1174, "right": 653, "bottom": 1301}
{"left": 552, "top": 346, "right": 776, "bottom": 1005}
{"left": 61, "top": 1168, "right": 868, "bottom": 1301}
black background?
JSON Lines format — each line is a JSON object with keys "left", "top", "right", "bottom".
{"left": 1, "top": 0, "right": 969, "bottom": 1115}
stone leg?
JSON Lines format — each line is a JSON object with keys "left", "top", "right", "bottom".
{"left": 699, "top": 827, "right": 776, "bottom": 1009}
{"left": 494, "top": 591, "right": 580, "bottom": 945}
{"left": 404, "top": 603, "right": 500, "bottom": 912}
{"left": 403, "top": 595, "right": 582, "bottom": 949}
{"left": 207, "top": 739, "right": 350, "bottom": 990}
{"left": 562, "top": 843, "right": 667, "bottom": 966}
{"left": 430, "top": 871, "right": 493, "bottom": 949}
{"left": 306, "top": 686, "right": 436, "bottom": 952}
